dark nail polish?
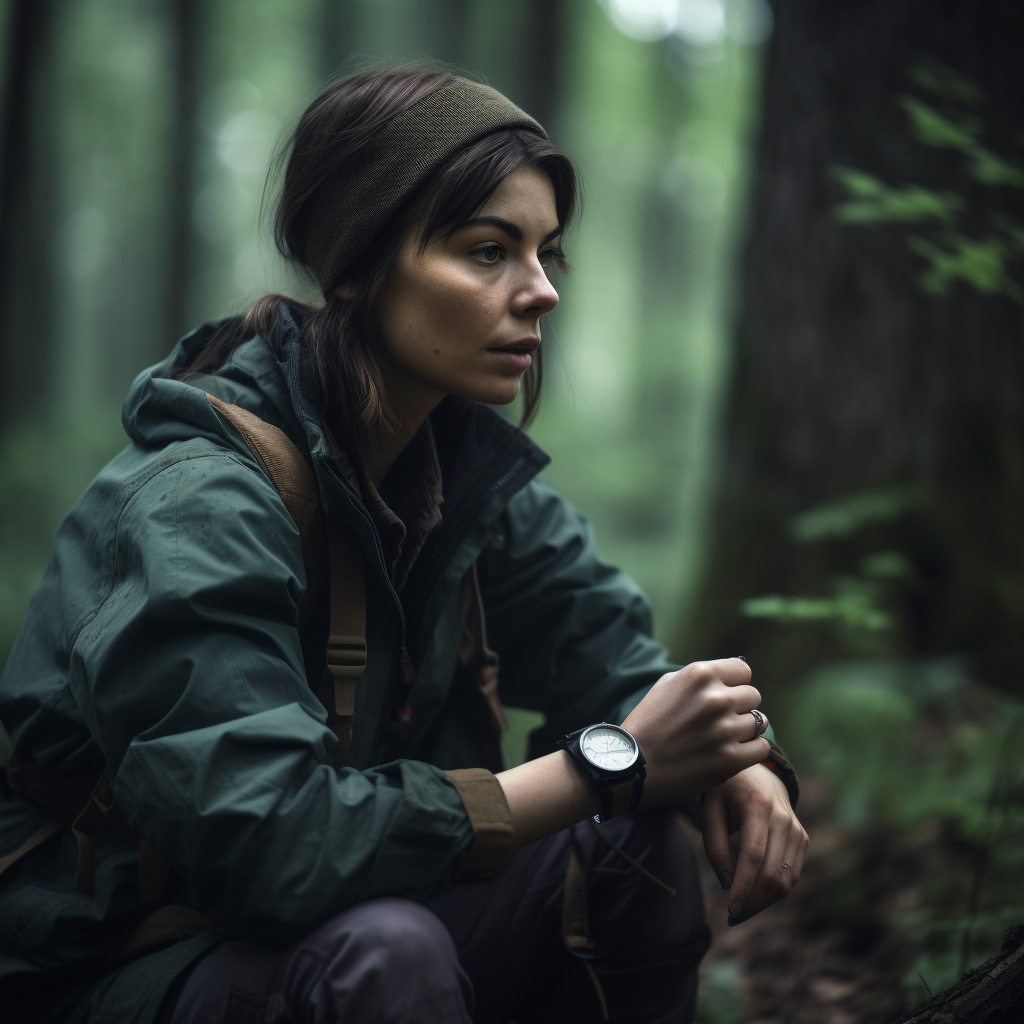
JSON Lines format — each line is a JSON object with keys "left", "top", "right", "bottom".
{"left": 718, "top": 871, "right": 733, "bottom": 890}
{"left": 727, "top": 916, "right": 737, "bottom": 927}
{"left": 729, "top": 901, "right": 742, "bottom": 919}
{"left": 735, "top": 655, "right": 747, "bottom": 663}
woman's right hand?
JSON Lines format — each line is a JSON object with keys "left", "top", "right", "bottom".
{"left": 622, "top": 658, "right": 769, "bottom": 809}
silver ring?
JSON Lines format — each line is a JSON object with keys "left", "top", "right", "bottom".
{"left": 749, "top": 709, "right": 767, "bottom": 739}
{"left": 782, "top": 862, "right": 792, "bottom": 870}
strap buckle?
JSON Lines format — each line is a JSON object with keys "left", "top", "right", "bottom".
{"left": 326, "top": 634, "right": 367, "bottom": 680}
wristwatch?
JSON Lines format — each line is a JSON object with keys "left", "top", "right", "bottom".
{"left": 557, "top": 723, "right": 646, "bottom": 823}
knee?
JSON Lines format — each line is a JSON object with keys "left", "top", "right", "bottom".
{"left": 286, "top": 899, "right": 472, "bottom": 1023}
{"left": 320, "top": 897, "right": 458, "bottom": 975}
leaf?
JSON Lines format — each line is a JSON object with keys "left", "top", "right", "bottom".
{"left": 832, "top": 167, "right": 961, "bottom": 224}
{"left": 907, "top": 233, "right": 1023, "bottom": 302}
{"left": 900, "top": 96, "right": 979, "bottom": 152}
{"left": 908, "top": 61, "right": 984, "bottom": 105}
{"left": 790, "top": 487, "right": 921, "bottom": 542}
{"left": 899, "top": 97, "right": 1024, "bottom": 189}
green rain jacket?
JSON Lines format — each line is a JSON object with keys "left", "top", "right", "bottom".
{"left": 0, "top": 310, "right": 680, "bottom": 1021}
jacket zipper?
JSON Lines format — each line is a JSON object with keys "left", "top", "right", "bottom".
{"left": 407, "top": 454, "right": 530, "bottom": 660}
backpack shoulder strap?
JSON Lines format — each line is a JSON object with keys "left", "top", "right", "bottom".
{"left": 206, "top": 393, "right": 319, "bottom": 551}
{"left": 205, "top": 393, "right": 367, "bottom": 718}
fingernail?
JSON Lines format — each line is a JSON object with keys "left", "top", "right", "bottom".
{"left": 717, "top": 871, "right": 733, "bottom": 890}
{"left": 735, "top": 655, "right": 747, "bottom": 663}
{"left": 729, "top": 901, "right": 742, "bottom": 919}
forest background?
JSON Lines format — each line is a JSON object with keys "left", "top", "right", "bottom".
{"left": 2, "top": 1, "right": 1023, "bottom": 1022}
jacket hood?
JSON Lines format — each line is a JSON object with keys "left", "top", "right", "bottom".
{"left": 121, "top": 314, "right": 306, "bottom": 452}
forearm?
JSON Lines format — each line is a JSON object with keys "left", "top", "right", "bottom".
{"left": 496, "top": 751, "right": 633, "bottom": 848}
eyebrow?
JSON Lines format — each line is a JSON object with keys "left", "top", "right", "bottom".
{"left": 461, "top": 216, "right": 562, "bottom": 246}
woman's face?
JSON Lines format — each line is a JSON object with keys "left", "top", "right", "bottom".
{"left": 372, "top": 164, "right": 562, "bottom": 416}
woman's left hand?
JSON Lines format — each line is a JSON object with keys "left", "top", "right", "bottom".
{"left": 700, "top": 764, "right": 809, "bottom": 926}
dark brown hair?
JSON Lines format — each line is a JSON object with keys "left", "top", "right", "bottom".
{"left": 182, "top": 67, "right": 578, "bottom": 443}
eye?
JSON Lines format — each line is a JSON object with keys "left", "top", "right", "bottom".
{"left": 539, "top": 246, "right": 566, "bottom": 270}
{"left": 471, "top": 244, "right": 503, "bottom": 266}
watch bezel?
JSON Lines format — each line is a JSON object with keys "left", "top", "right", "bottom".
{"left": 577, "top": 723, "right": 640, "bottom": 775}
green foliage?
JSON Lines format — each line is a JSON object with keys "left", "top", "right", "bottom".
{"left": 899, "top": 96, "right": 1024, "bottom": 189}
{"left": 907, "top": 231, "right": 1023, "bottom": 300}
{"left": 695, "top": 958, "right": 744, "bottom": 1024}
{"left": 789, "top": 486, "right": 920, "bottom": 542}
{"left": 741, "top": 487, "right": 918, "bottom": 639}
{"left": 833, "top": 60, "right": 1024, "bottom": 302}
{"left": 788, "top": 658, "right": 1024, "bottom": 994}
{"left": 742, "top": 581, "right": 893, "bottom": 632}
{"left": 833, "top": 169, "right": 962, "bottom": 225}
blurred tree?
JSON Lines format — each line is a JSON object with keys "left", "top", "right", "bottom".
{"left": 680, "top": 0, "right": 1024, "bottom": 703}
{"left": 0, "top": 0, "right": 57, "bottom": 430}
{"left": 520, "top": 0, "right": 564, "bottom": 128}
{"left": 166, "top": 0, "right": 203, "bottom": 346}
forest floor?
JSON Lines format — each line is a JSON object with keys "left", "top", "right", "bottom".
{"left": 688, "top": 781, "right": 939, "bottom": 1024}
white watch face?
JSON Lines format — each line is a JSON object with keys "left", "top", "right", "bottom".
{"left": 580, "top": 725, "right": 638, "bottom": 772}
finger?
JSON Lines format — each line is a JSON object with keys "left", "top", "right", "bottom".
{"left": 790, "top": 823, "right": 810, "bottom": 882}
{"left": 710, "top": 682, "right": 762, "bottom": 713}
{"left": 723, "top": 797, "right": 770, "bottom": 925}
{"left": 700, "top": 791, "right": 736, "bottom": 891}
{"left": 780, "top": 828, "right": 804, "bottom": 890}
{"left": 724, "top": 737, "right": 772, "bottom": 774}
{"left": 713, "top": 657, "right": 752, "bottom": 686}
{"left": 725, "top": 711, "right": 769, "bottom": 744}
{"left": 730, "top": 812, "right": 792, "bottom": 924}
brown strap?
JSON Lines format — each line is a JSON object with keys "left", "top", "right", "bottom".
{"left": 70, "top": 768, "right": 146, "bottom": 897}
{"left": 561, "top": 847, "right": 594, "bottom": 955}
{"left": 205, "top": 393, "right": 320, "bottom": 550}
{"left": 325, "top": 518, "right": 367, "bottom": 717}
{"left": 561, "top": 844, "right": 609, "bottom": 1021}
{"left": 459, "top": 563, "right": 507, "bottom": 732}
{"left": 0, "top": 817, "right": 63, "bottom": 877}
{"left": 5, "top": 759, "right": 170, "bottom": 908}
{"left": 206, "top": 393, "right": 366, "bottom": 725}
{"left": 138, "top": 840, "right": 172, "bottom": 912}
{"left": 101, "top": 905, "right": 230, "bottom": 968}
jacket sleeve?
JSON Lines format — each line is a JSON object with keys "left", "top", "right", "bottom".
{"left": 71, "top": 450, "right": 475, "bottom": 942}
{"left": 479, "top": 479, "right": 680, "bottom": 758}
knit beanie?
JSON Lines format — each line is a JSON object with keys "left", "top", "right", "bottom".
{"left": 303, "top": 77, "right": 547, "bottom": 297}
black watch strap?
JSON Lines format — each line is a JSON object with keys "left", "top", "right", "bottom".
{"left": 557, "top": 724, "right": 646, "bottom": 823}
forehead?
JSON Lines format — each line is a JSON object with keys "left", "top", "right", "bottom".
{"left": 474, "top": 165, "right": 558, "bottom": 223}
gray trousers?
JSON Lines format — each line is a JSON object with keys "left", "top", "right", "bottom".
{"left": 168, "top": 811, "right": 710, "bottom": 1024}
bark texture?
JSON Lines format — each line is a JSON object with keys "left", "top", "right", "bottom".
{"left": 680, "top": 0, "right": 1024, "bottom": 699}
{"left": 0, "top": 0, "right": 56, "bottom": 429}
{"left": 897, "top": 924, "right": 1024, "bottom": 1024}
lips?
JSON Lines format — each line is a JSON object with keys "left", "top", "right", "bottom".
{"left": 488, "top": 338, "right": 540, "bottom": 355}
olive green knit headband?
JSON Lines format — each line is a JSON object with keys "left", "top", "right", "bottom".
{"left": 303, "top": 78, "right": 547, "bottom": 297}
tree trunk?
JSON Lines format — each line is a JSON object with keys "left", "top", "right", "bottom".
{"left": 0, "top": 0, "right": 56, "bottom": 429}
{"left": 519, "top": 0, "right": 563, "bottom": 129}
{"left": 165, "top": 0, "right": 202, "bottom": 348}
{"left": 679, "top": 0, "right": 1024, "bottom": 702}
{"left": 897, "top": 924, "right": 1024, "bottom": 1023}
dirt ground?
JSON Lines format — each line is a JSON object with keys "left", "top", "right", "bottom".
{"left": 688, "top": 781, "right": 929, "bottom": 1024}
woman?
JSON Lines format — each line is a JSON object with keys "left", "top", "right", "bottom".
{"left": 0, "top": 68, "right": 807, "bottom": 1023}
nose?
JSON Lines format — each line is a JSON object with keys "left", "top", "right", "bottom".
{"left": 511, "top": 257, "right": 559, "bottom": 320}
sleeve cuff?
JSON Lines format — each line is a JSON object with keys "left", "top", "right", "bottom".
{"left": 763, "top": 741, "right": 800, "bottom": 809}
{"left": 444, "top": 768, "right": 514, "bottom": 880}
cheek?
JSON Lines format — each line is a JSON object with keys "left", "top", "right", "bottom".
{"left": 389, "top": 272, "right": 499, "bottom": 365}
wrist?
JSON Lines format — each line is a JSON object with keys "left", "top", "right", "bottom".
{"left": 556, "top": 722, "right": 647, "bottom": 823}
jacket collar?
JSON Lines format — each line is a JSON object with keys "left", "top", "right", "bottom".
{"left": 268, "top": 304, "right": 550, "bottom": 649}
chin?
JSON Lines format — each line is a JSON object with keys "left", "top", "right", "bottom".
{"left": 453, "top": 375, "right": 522, "bottom": 408}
